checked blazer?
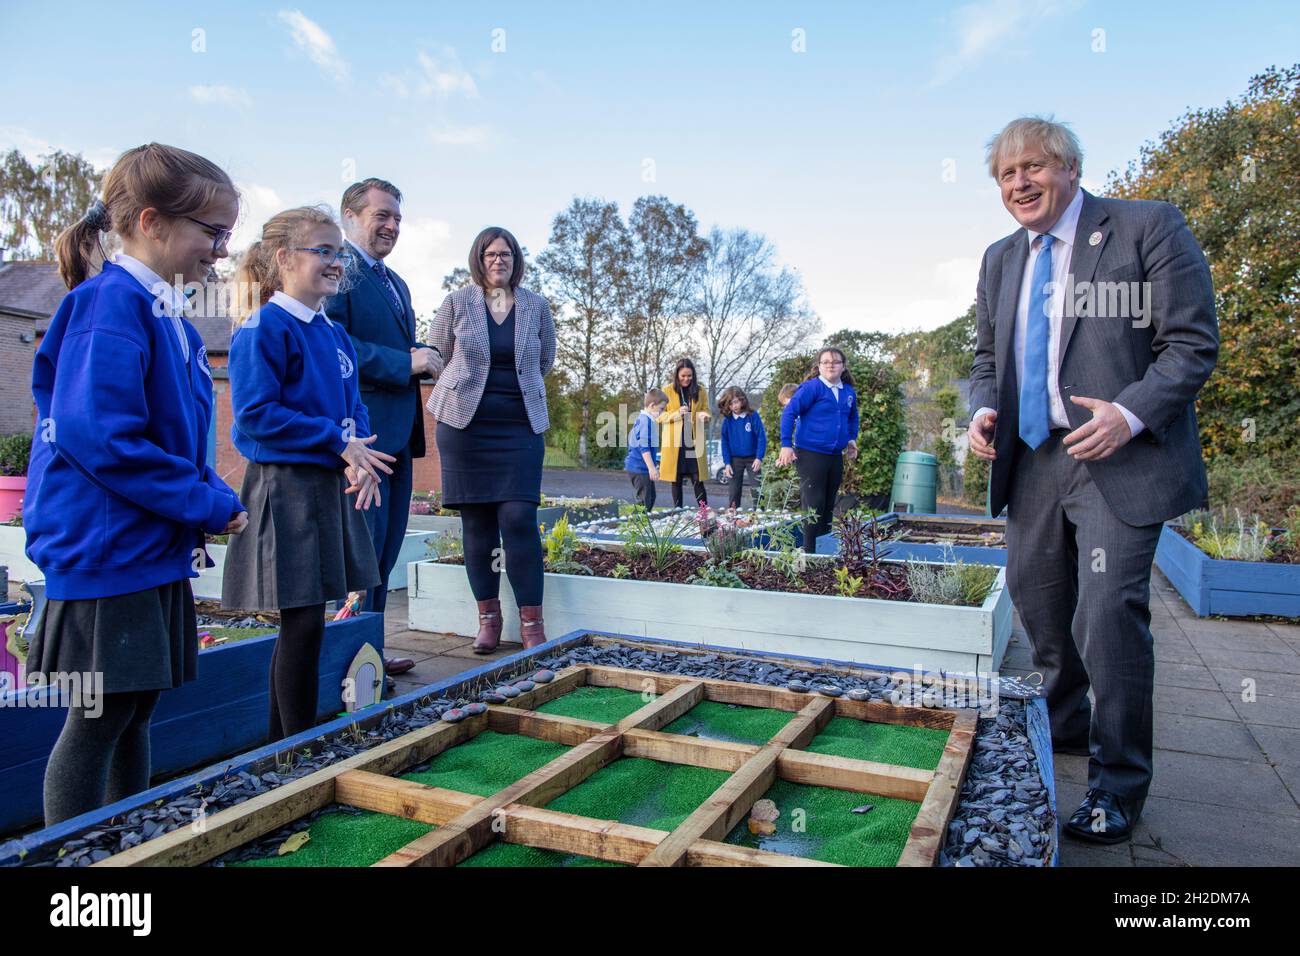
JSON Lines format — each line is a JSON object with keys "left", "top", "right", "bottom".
{"left": 424, "top": 283, "right": 556, "bottom": 434}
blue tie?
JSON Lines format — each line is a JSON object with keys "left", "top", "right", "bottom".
{"left": 372, "top": 260, "right": 403, "bottom": 313}
{"left": 1019, "top": 234, "right": 1055, "bottom": 449}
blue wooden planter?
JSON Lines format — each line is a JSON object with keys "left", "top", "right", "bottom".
{"left": 1154, "top": 524, "right": 1300, "bottom": 618}
{"left": 816, "top": 512, "right": 1008, "bottom": 567}
{"left": 0, "top": 612, "right": 384, "bottom": 835}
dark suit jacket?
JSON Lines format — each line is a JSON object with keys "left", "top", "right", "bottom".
{"left": 969, "top": 190, "right": 1219, "bottom": 527}
{"left": 324, "top": 242, "right": 426, "bottom": 459}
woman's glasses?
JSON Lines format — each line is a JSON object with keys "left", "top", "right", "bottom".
{"left": 294, "top": 247, "right": 356, "bottom": 267}
{"left": 184, "top": 216, "right": 234, "bottom": 256}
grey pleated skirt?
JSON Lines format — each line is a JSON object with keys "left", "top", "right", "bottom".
{"left": 221, "top": 461, "right": 380, "bottom": 611}
{"left": 25, "top": 579, "right": 198, "bottom": 695}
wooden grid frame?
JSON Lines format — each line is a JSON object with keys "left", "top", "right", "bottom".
{"left": 96, "top": 665, "right": 977, "bottom": 868}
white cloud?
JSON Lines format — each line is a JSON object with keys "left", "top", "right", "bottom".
{"left": 929, "top": 0, "right": 1079, "bottom": 87}
{"left": 278, "top": 9, "right": 349, "bottom": 82}
{"left": 229, "top": 182, "right": 286, "bottom": 253}
{"left": 383, "top": 216, "right": 457, "bottom": 318}
{"left": 381, "top": 48, "right": 477, "bottom": 99}
{"left": 0, "top": 125, "right": 118, "bottom": 170}
{"left": 189, "top": 85, "right": 253, "bottom": 110}
{"left": 428, "top": 126, "right": 489, "bottom": 147}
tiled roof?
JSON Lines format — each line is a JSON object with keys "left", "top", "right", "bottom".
{"left": 0, "top": 261, "right": 67, "bottom": 329}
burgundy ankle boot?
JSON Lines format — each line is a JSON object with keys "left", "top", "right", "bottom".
{"left": 520, "top": 605, "right": 546, "bottom": 650}
{"left": 473, "top": 598, "right": 503, "bottom": 654}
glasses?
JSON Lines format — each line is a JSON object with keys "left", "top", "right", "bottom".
{"left": 185, "top": 216, "right": 233, "bottom": 255}
{"left": 819, "top": 359, "right": 844, "bottom": 367}
{"left": 483, "top": 251, "right": 514, "bottom": 263}
{"left": 294, "top": 247, "right": 356, "bottom": 267}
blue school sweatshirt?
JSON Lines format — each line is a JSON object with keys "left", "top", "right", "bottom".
{"left": 229, "top": 293, "right": 371, "bottom": 468}
{"left": 24, "top": 261, "right": 243, "bottom": 600}
{"left": 720, "top": 411, "right": 766, "bottom": 461}
{"left": 624, "top": 410, "right": 660, "bottom": 475}
{"left": 780, "top": 378, "right": 860, "bottom": 455}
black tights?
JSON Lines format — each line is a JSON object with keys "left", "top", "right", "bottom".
{"left": 43, "top": 689, "right": 161, "bottom": 826}
{"left": 796, "top": 447, "right": 843, "bottom": 553}
{"left": 268, "top": 604, "right": 326, "bottom": 742}
{"left": 460, "top": 500, "right": 544, "bottom": 607}
{"left": 671, "top": 457, "right": 708, "bottom": 509}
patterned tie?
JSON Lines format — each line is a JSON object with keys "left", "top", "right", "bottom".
{"left": 1019, "top": 233, "right": 1055, "bottom": 449}
{"left": 371, "top": 259, "right": 403, "bottom": 313}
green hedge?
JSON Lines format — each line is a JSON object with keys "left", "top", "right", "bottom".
{"left": 0, "top": 433, "right": 31, "bottom": 478}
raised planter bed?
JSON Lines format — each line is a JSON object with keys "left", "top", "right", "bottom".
{"left": 409, "top": 556, "right": 1012, "bottom": 675}
{"left": 1154, "top": 523, "right": 1300, "bottom": 618}
{"left": 0, "top": 612, "right": 384, "bottom": 835}
{"left": 388, "top": 530, "right": 433, "bottom": 591}
{"left": 816, "top": 513, "right": 1007, "bottom": 567}
{"left": 572, "top": 507, "right": 806, "bottom": 550}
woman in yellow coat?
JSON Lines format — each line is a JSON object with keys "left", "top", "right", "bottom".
{"left": 657, "top": 357, "right": 711, "bottom": 508}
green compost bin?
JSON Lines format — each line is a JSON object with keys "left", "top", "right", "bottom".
{"left": 889, "top": 451, "right": 937, "bottom": 514}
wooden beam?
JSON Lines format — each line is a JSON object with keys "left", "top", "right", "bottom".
{"left": 637, "top": 696, "right": 835, "bottom": 867}
{"left": 487, "top": 707, "right": 607, "bottom": 746}
{"left": 776, "top": 750, "right": 932, "bottom": 802}
{"left": 897, "top": 708, "right": 979, "bottom": 867}
{"left": 686, "top": 840, "right": 841, "bottom": 867}
{"left": 622, "top": 728, "right": 757, "bottom": 772}
{"left": 832, "top": 696, "right": 955, "bottom": 730}
{"left": 374, "top": 681, "right": 707, "bottom": 867}
{"left": 96, "top": 713, "right": 488, "bottom": 867}
{"left": 502, "top": 667, "right": 587, "bottom": 711}
{"left": 335, "top": 771, "right": 479, "bottom": 824}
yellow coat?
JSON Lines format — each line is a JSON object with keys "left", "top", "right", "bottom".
{"left": 656, "top": 385, "right": 710, "bottom": 482}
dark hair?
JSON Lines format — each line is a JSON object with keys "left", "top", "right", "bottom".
{"left": 720, "top": 386, "right": 751, "bottom": 414}
{"left": 341, "top": 178, "right": 403, "bottom": 217}
{"left": 802, "top": 347, "right": 856, "bottom": 387}
{"left": 55, "top": 143, "right": 236, "bottom": 289}
{"left": 644, "top": 387, "right": 668, "bottom": 407}
{"left": 669, "top": 357, "right": 700, "bottom": 406}
{"left": 468, "top": 226, "right": 525, "bottom": 289}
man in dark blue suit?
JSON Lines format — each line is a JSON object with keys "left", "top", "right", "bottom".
{"left": 326, "top": 179, "right": 441, "bottom": 669}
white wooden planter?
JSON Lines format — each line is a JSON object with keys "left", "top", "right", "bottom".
{"left": 409, "top": 558, "right": 1014, "bottom": 674}
{"left": 405, "top": 514, "right": 463, "bottom": 536}
{"left": 191, "top": 543, "right": 227, "bottom": 600}
{"left": 388, "top": 531, "right": 436, "bottom": 591}
{"left": 0, "top": 526, "right": 40, "bottom": 583}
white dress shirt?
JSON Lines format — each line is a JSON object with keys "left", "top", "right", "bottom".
{"left": 111, "top": 252, "right": 191, "bottom": 362}
{"left": 818, "top": 375, "right": 843, "bottom": 402}
{"left": 974, "top": 187, "right": 1143, "bottom": 438}
{"left": 347, "top": 240, "right": 401, "bottom": 305}
{"left": 269, "top": 289, "right": 332, "bottom": 326}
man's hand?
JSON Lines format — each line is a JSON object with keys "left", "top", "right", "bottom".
{"left": 410, "top": 347, "right": 442, "bottom": 378}
{"left": 777, "top": 447, "right": 796, "bottom": 467}
{"left": 223, "top": 511, "right": 249, "bottom": 534}
{"left": 845, "top": 440, "right": 859, "bottom": 461}
{"left": 1063, "top": 396, "right": 1134, "bottom": 461}
{"left": 968, "top": 410, "right": 997, "bottom": 461}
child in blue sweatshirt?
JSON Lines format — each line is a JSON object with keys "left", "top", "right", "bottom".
{"left": 24, "top": 144, "right": 246, "bottom": 826}
{"left": 778, "top": 348, "right": 860, "bottom": 552}
{"left": 719, "top": 387, "right": 766, "bottom": 510}
{"left": 223, "top": 206, "right": 393, "bottom": 742}
{"left": 625, "top": 388, "right": 668, "bottom": 510}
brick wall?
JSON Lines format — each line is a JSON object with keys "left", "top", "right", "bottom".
{"left": 0, "top": 314, "right": 37, "bottom": 437}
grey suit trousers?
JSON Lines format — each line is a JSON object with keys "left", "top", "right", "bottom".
{"left": 1005, "top": 431, "right": 1163, "bottom": 805}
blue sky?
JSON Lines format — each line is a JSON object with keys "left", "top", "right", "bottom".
{"left": 2, "top": 0, "right": 1294, "bottom": 333}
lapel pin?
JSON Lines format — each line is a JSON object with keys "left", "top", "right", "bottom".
{"left": 1089, "top": 231, "right": 1103, "bottom": 246}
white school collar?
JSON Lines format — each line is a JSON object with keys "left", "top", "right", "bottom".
{"left": 270, "top": 290, "right": 332, "bottom": 326}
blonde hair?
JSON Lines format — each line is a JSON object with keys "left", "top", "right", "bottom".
{"left": 985, "top": 116, "right": 1083, "bottom": 180}
{"left": 644, "top": 387, "right": 669, "bottom": 407}
{"left": 55, "top": 143, "right": 236, "bottom": 289}
{"left": 232, "top": 205, "right": 343, "bottom": 326}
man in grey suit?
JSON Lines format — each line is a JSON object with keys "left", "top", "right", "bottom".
{"left": 967, "top": 117, "right": 1218, "bottom": 843}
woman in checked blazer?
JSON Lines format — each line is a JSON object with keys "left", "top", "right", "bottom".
{"left": 426, "top": 226, "right": 555, "bottom": 654}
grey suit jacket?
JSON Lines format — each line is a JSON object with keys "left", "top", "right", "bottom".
{"left": 969, "top": 190, "right": 1219, "bottom": 527}
{"left": 424, "top": 283, "right": 556, "bottom": 434}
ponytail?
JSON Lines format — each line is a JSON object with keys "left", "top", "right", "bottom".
{"left": 55, "top": 200, "right": 110, "bottom": 289}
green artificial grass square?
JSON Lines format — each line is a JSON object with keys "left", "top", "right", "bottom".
{"left": 457, "top": 842, "right": 623, "bottom": 867}
{"left": 534, "top": 685, "right": 648, "bottom": 724}
{"left": 400, "top": 730, "right": 570, "bottom": 796}
{"left": 661, "top": 699, "right": 794, "bottom": 745}
{"left": 545, "top": 757, "right": 730, "bottom": 831}
{"left": 802, "top": 716, "right": 949, "bottom": 770}
{"left": 723, "top": 779, "right": 921, "bottom": 866}
{"left": 228, "top": 810, "right": 433, "bottom": 868}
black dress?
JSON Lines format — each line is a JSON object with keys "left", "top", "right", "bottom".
{"left": 437, "top": 304, "right": 545, "bottom": 507}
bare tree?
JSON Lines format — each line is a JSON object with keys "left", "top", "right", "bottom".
{"left": 619, "top": 196, "right": 706, "bottom": 394}
{"left": 534, "top": 198, "right": 628, "bottom": 467}
{"left": 693, "top": 226, "right": 820, "bottom": 426}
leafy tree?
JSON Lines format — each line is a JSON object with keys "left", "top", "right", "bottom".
{"left": 1106, "top": 64, "right": 1300, "bottom": 462}
{"left": 0, "top": 149, "right": 102, "bottom": 259}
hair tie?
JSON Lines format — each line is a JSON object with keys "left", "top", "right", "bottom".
{"left": 83, "top": 199, "right": 111, "bottom": 232}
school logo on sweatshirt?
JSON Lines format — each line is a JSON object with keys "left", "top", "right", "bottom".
{"left": 337, "top": 348, "right": 354, "bottom": 379}
{"left": 744, "top": 421, "right": 752, "bottom": 432}
{"left": 197, "top": 346, "right": 212, "bottom": 381}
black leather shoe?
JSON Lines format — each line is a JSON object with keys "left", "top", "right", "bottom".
{"left": 1064, "top": 788, "right": 1140, "bottom": 844}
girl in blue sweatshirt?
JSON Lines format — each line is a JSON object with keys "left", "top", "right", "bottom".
{"left": 25, "top": 144, "right": 247, "bottom": 825}
{"left": 223, "top": 206, "right": 392, "bottom": 742}
{"left": 778, "top": 348, "right": 860, "bottom": 553}
{"left": 718, "top": 387, "right": 766, "bottom": 510}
